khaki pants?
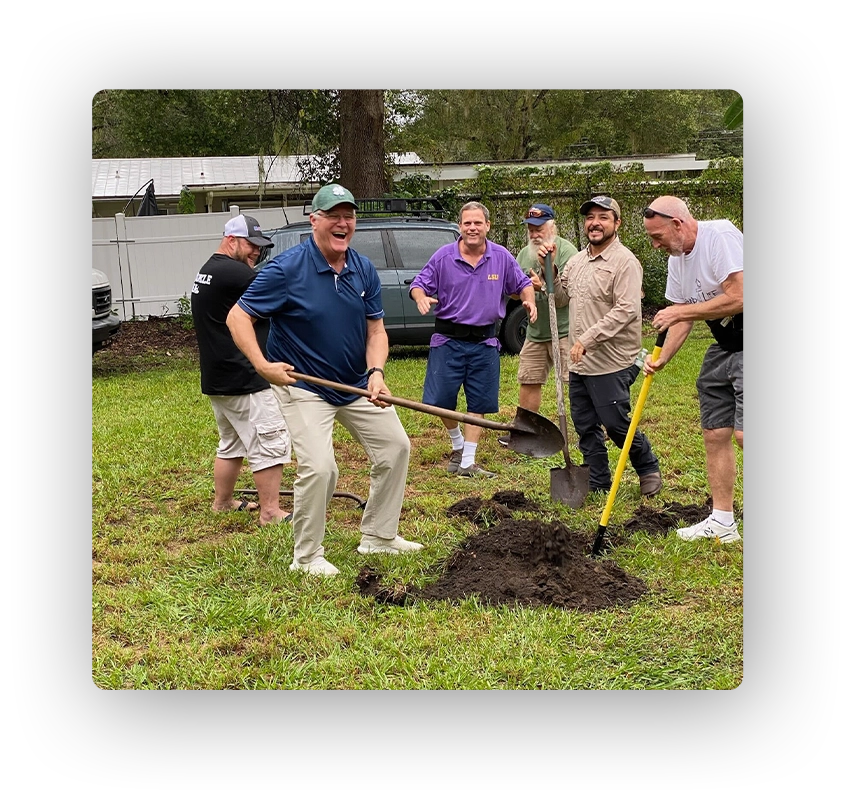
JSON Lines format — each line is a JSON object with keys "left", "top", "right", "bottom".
{"left": 271, "top": 384, "right": 411, "bottom": 564}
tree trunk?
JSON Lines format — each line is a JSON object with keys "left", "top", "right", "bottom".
{"left": 339, "top": 90, "right": 387, "bottom": 198}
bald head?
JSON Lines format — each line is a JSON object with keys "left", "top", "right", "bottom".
{"left": 643, "top": 195, "right": 698, "bottom": 256}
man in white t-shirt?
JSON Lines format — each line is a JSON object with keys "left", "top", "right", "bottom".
{"left": 642, "top": 196, "right": 743, "bottom": 544}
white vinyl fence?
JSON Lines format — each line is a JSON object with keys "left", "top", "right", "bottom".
{"left": 92, "top": 206, "right": 307, "bottom": 320}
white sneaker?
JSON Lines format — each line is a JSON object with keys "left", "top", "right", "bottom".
{"left": 357, "top": 535, "right": 424, "bottom": 555}
{"left": 677, "top": 516, "right": 741, "bottom": 543}
{"left": 289, "top": 557, "right": 340, "bottom": 575}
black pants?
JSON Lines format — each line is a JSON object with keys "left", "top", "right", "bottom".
{"left": 568, "top": 365, "right": 659, "bottom": 491}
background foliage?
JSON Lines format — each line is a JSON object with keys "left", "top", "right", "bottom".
{"left": 393, "top": 157, "right": 743, "bottom": 307}
{"left": 93, "top": 89, "right": 742, "bottom": 167}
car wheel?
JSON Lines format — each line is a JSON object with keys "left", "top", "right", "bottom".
{"left": 500, "top": 304, "right": 528, "bottom": 355}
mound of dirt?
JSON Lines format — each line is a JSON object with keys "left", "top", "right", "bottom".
{"left": 355, "top": 491, "right": 705, "bottom": 612}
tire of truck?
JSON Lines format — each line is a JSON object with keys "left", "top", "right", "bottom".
{"left": 499, "top": 304, "right": 528, "bottom": 355}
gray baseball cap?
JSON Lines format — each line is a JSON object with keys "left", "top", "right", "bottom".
{"left": 579, "top": 195, "right": 621, "bottom": 219}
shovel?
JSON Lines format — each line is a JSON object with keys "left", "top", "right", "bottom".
{"left": 543, "top": 252, "right": 590, "bottom": 508}
{"left": 591, "top": 329, "right": 668, "bottom": 556}
{"left": 286, "top": 371, "right": 565, "bottom": 458}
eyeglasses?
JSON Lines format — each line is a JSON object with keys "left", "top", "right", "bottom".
{"left": 643, "top": 207, "right": 675, "bottom": 220}
{"left": 317, "top": 210, "right": 356, "bottom": 223}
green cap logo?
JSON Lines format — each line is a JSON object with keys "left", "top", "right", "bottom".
{"left": 312, "top": 184, "right": 358, "bottom": 212}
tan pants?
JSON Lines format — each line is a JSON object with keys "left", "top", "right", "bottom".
{"left": 271, "top": 384, "right": 411, "bottom": 564}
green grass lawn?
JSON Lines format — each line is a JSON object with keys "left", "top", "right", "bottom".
{"left": 92, "top": 324, "right": 742, "bottom": 689}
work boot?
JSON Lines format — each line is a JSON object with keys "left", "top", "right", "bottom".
{"left": 639, "top": 472, "right": 662, "bottom": 497}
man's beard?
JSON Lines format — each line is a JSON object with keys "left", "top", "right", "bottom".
{"left": 528, "top": 230, "right": 555, "bottom": 248}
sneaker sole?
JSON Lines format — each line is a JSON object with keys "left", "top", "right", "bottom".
{"left": 357, "top": 544, "right": 424, "bottom": 555}
{"left": 677, "top": 531, "right": 741, "bottom": 543}
{"left": 357, "top": 546, "right": 401, "bottom": 555}
{"left": 289, "top": 562, "right": 340, "bottom": 575}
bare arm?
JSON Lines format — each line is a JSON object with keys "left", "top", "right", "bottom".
{"left": 409, "top": 286, "right": 439, "bottom": 316}
{"left": 519, "top": 285, "right": 538, "bottom": 324}
{"left": 226, "top": 304, "right": 295, "bottom": 385}
{"left": 644, "top": 320, "right": 693, "bottom": 375}
{"left": 653, "top": 271, "right": 743, "bottom": 331}
{"left": 364, "top": 317, "right": 392, "bottom": 406}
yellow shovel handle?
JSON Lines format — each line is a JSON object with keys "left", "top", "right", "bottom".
{"left": 598, "top": 330, "right": 668, "bottom": 528}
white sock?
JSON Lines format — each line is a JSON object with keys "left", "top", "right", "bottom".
{"left": 460, "top": 441, "right": 478, "bottom": 469}
{"left": 711, "top": 509, "right": 735, "bottom": 526}
{"left": 448, "top": 426, "right": 464, "bottom": 451}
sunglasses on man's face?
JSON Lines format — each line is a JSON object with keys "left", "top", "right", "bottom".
{"left": 643, "top": 207, "right": 675, "bottom": 220}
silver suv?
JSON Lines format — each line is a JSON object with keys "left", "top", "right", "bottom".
{"left": 259, "top": 198, "right": 527, "bottom": 353}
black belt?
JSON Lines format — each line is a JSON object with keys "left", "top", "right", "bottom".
{"left": 434, "top": 318, "right": 496, "bottom": 343}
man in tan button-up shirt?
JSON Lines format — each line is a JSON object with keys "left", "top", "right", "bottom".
{"left": 540, "top": 195, "right": 662, "bottom": 496}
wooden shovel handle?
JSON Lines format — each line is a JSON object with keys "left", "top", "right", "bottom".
{"left": 286, "top": 371, "right": 518, "bottom": 433}
{"left": 544, "top": 253, "right": 573, "bottom": 465}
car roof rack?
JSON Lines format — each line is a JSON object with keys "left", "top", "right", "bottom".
{"left": 301, "top": 197, "right": 450, "bottom": 220}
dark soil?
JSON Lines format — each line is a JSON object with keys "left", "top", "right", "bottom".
{"left": 107, "top": 320, "right": 716, "bottom": 613}
{"left": 357, "top": 492, "right": 715, "bottom": 612}
{"left": 94, "top": 317, "right": 198, "bottom": 361}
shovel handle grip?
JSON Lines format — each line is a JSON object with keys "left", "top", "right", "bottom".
{"left": 543, "top": 250, "right": 556, "bottom": 294}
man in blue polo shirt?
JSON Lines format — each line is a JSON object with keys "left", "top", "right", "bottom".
{"left": 227, "top": 184, "right": 422, "bottom": 576}
{"left": 409, "top": 201, "right": 537, "bottom": 478}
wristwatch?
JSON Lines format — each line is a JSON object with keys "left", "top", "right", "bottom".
{"left": 366, "top": 367, "right": 385, "bottom": 379}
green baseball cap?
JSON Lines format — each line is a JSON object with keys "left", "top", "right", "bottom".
{"left": 311, "top": 183, "right": 358, "bottom": 212}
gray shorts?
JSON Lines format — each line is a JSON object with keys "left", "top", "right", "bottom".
{"left": 696, "top": 345, "right": 743, "bottom": 431}
{"left": 209, "top": 388, "right": 292, "bottom": 472}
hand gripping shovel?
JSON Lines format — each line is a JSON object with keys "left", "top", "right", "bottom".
{"left": 591, "top": 330, "right": 668, "bottom": 556}
{"left": 286, "top": 371, "right": 565, "bottom": 458}
{"left": 543, "top": 252, "right": 589, "bottom": 507}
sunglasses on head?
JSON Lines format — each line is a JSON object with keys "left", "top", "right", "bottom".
{"left": 643, "top": 207, "right": 675, "bottom": 219}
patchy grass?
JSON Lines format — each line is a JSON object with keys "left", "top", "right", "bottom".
{"left": 92, "top": 323, "right": 742, "bottom": 689}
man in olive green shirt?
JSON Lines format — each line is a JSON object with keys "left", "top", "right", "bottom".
{"left": 514, "top": 203, "right": 578, "bottom": 413}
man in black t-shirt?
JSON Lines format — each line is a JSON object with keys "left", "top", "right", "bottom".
{"left": 190, "top": 214, "right": 292, "bottom": 525}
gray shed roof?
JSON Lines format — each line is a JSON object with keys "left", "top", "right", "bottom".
{"left": 92, "top": 153, "right": 424, "bottom": 199}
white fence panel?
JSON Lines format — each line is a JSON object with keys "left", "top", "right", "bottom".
{"left": 92, "top": 206, "right": 300, "bottom": 320}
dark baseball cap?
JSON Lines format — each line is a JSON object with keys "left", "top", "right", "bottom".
{"left": 523, "top": 203, "right": 555, "bottom": 226}
{"left": 579, "top": 196, "right": 621, "bottom": 219}
{"left": 223, "top": 214, "right": 273, "bottom": 247}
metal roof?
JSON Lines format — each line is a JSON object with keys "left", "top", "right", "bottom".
{"left": 92, "top": 152, "right": 708, "bottom": 200}
{"left": 92, "top": 153, "right": 424, "bottom": 199}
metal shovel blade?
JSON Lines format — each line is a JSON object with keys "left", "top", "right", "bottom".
{"left": 503, "top": 407, "right": 566, "bottom": 458}
{"left": 549, "top": 463, "right": 590, "bottom": 508}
